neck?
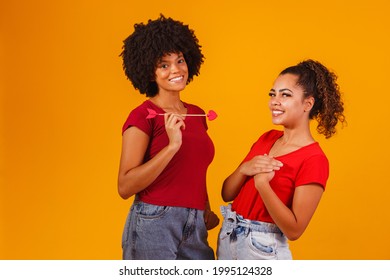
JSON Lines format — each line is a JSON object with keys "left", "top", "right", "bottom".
{"left": 150, "top": 93, "right": 184, "bottom": 112}
{"left": 281, "top": 125, "right": 314, "bottom": 146}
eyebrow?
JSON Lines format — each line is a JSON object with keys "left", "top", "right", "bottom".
{"left": 158, "top": 53, "right": 183, "bottom": 63}
{"left": 279, "top": 88, "right": 293, "bottom": 93}
{"left": 270, "top": 88, "right": 293, "bottom": 93}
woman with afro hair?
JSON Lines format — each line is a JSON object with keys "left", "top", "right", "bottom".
{"left": 217, "top": 60, "right": 346, "bottom": 260}
{"left": 118, "top": 14, "right": 219, "bottom": 260}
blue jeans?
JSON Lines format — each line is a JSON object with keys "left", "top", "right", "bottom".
{"left": 122, "top": 200, "right": 215, "bottom": 260}
{"left": 217, "top": 205, "right": 292, "bottom": 260}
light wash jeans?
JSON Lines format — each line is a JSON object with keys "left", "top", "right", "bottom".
{"left": 217, "top": 205, "right": 292, "bottom": 260}
{"left": 122, "top": 199, "right": 215, "bottom": 260}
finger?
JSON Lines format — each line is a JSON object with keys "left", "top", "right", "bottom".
{"left": 204, "top": 210, "right": 210, "bottom": 223}
{"left": 272, "top": 160, "right": 283, "bottom": 169}
{"left": 164, "top": 113, "right": 178, "bottom": 127}
{"left": 258, "top": 155, "right": 283, "bottom": 168}
{"left": 166, "top": 114, "right": 185, "bottom": 129}
{"left": 164, "top": 112, "right": 170, "bottom": 123}
{"left": 205, "top": 211, "right": 219, "bottom": 228}
{"left": 173, "top": 119, "right": 185, "bottom": 130}
{"left": 258, "top": 168, "right": 275, "bottom": 173}
{"left": 208, "top": 216, "right": 220, "bottom": 230}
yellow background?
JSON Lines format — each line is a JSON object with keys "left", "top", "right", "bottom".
{"left": 1, "top": 0, "right": 389, "bottom": 259}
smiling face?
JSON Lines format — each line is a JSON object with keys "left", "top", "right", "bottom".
{"left": 268, "top": 73, "right": 314, "bottom": 129}
{"left": 154, "top": 52, "right": 189, "bottom": 95}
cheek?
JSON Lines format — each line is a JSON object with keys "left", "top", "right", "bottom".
{"left": 181, "top": 65, "right": 189, "bottom": 73}
{"left": 156, "top": 71, "right": 168, "bottom": 80}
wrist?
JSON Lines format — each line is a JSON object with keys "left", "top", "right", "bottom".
{"left": 166, "top": 141, "right": 181, "bottom": 153}
{"left": 254, "top": 174, "right": 269, "bottom": 190}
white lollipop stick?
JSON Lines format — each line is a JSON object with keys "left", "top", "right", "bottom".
{"left": 146, "top": 108, "right": 218, "bottom": 121}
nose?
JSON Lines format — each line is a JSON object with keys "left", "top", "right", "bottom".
{"left": 170, "top": 63, "right": 179, "bottom": 73}
{"left": 271, "top": 96, "right": 281, "bottom": 106}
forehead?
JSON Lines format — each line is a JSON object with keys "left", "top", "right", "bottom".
{"left": 273, "top": 73, "right": 301, "bottom": 90}
{"left": 158, "top": 51, "right": 183, "bottom": 61}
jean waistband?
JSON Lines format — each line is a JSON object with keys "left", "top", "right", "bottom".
{"left": 221, "top": 205, "right": 282, "bottom": 234}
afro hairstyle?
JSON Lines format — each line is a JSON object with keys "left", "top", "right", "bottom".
{"left": 120, "top": 14, "right": 204, "bottom": 97}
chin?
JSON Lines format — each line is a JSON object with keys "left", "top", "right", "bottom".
{"left": 272, "top": 119, "right": 283, "bottom": 125}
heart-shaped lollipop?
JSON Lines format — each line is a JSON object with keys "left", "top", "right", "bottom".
{"left": 206, "top": 110, "right": 218, "bottom": 121}
{"left": 146, "top": 108, "right": 218, "bottom": 121}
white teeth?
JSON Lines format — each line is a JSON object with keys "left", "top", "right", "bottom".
{"left": 169, "top": 76, "right": 183, "bottom": 82}
{"left": 273, "top": 110, "right": 283, "bottom": 115}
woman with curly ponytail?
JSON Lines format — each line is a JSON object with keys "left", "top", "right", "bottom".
{"left": 218, "top": 60, "right": 346, "bottom": 260}
{"left": 118, "top": 15, "right": 219, "bottom": 260}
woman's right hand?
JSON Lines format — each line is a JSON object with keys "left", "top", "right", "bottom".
{"left": 239, "top": 154, "right": 283, "bottom": 176}
{"left": 164, "top": 113, "right": 185, "bottom": 152}
{"left": 222, "top": 154, "right": 283, "bottom": 202}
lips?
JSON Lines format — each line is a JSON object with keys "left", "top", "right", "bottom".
{"left": 169, "top": 76, "right": 184, "bottom": 82}
{"left": 272, "top": 110, "right": 284, "bottom": 117}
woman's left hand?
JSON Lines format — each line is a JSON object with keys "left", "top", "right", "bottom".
{"left": 254, "top": 171, "right": 275, "bottom": 190}
{"left": 253, "top": 154, "right": 280, "bottom": 189}
{"left": 204, "top": 209, "right": 220, "bottom": 230}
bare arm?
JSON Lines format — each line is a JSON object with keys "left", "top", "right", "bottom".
{"left": 254, "top": 170, "right": 323, "bottom": 240}
{"left": 117, "top": 113, "right": 184, "bottom": 199}
{"left": 221, "top": 167, "right": 247, "bottom": 202}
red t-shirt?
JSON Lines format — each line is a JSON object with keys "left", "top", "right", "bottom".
{"left": 232, "top": 130, "right": 329, "bottom": 223}
{"left": 122, "top": 100, "right": 214, "bottom": 210}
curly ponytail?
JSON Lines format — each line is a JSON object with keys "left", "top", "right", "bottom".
{"left": 280, "top": 59, "right": 346, "bottom": 138}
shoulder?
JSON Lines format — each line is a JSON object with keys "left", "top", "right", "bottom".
{"left": 257, "top": 129, "right": 283, "bottom": 143}
{"left": 306, "top": 143, "right": 328, "bottom": 160}
{"left": 129, "top": 100, "right": 152, "bottom": 116}
{"left": 122, "top": 100, "right": 153, "bottom": 134}
{"left": 298, "top": 143, "right": 329, "bottom": 174}
{"left": 247, "top": 130, "right": 282, "bottom": 153}
{"left": 183, "top": 102, "right": 206, "bottom": 114}
{"left": 291, "top": 142, "right": 328, "bottom": 164}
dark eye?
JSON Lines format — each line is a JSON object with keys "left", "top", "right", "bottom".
{"left": 269, "top": 92, "right": 275, "bottom": 97}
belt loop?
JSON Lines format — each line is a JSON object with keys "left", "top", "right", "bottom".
{"left": 244, "top": 226, "right": 250, "bottom": 236}
{"left": 224, "top": 205, "right": 237, "bottom": 224}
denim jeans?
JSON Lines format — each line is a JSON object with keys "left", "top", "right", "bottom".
{"left": 217, "top": 205, "right": 292, "bottom": 260}
{"left": 122, "top": 200, "right": 215, "bottom": 260}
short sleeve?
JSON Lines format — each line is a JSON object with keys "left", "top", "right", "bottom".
{"left": 122, "top": 105, "right": 153, "bottom": 136}
{"left": 295, "top": 154, "right": 329, "bottom": 189}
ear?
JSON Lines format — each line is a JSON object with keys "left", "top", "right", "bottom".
{"left": 304, "top": 96, "right": 315, "bottom": 112}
